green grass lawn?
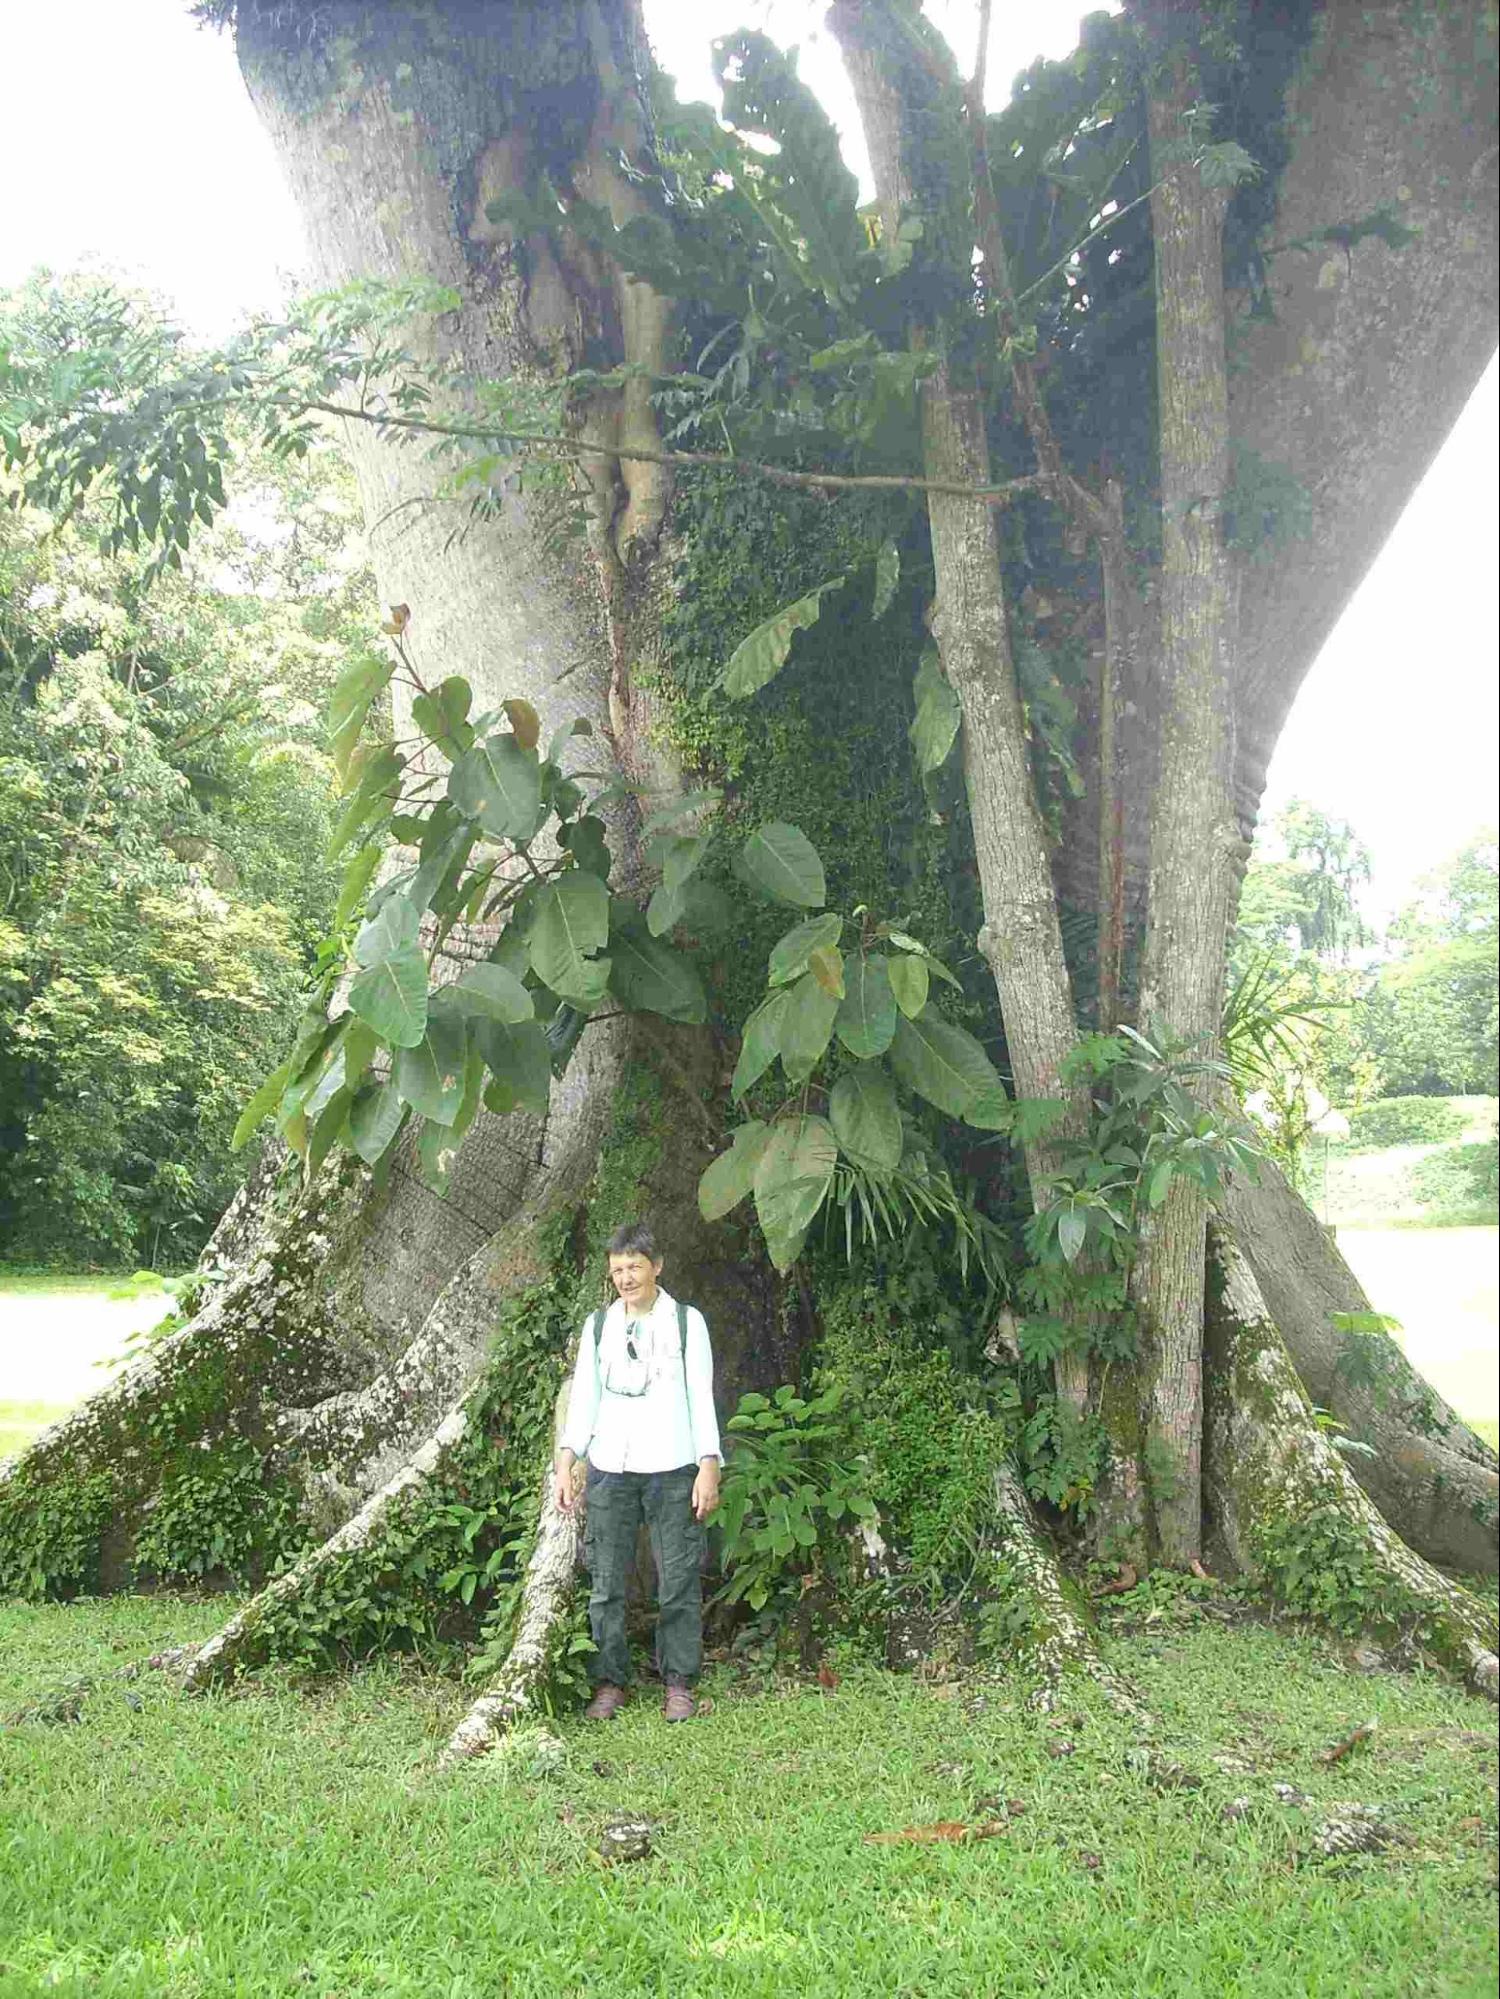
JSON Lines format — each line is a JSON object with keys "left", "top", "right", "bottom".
{"left": 1, "top": 1596, "right": 1495, "bottom": 1999}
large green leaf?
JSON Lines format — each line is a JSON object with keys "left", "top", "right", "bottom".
{"left": 768, "top": 912, "right": 843, "bottom": 987}
{"left": 409, "top": 675, "right": 473, "bottom": 761}
{"left": 740, "top": 822, "right": 826, "bottom": 909}
{"left": 720, "top": 578, "right": 844, "bottom": 698}
{"left": 333, "top": 845, "right": 382, "bottom": 936}
{"left": 329, "top": 653, "right": 394, "bottom": 783}
{"left": 416, "top": 1047, "right": 487, "bottom": 1193}
{"left": 394, "top": 1012, "right": 470, "bottom": 1125}
{"left": 327, "top": 744, "right": 403, "bottom": 859}
{"left": 354, "top": 894, "right": 420, "bottom": 967}
{"left": 713, "top": 31, "right": 868, "bottom": 306}
{"left": 698, "top": 1120, "right": 772, "bottom": 1221}
{"left": 232, "top": 1059, "right": 293, "bottom": 1150}
{"left": 647, "top": 876, "right": 731, "bottom": 938}
{"left": 829, "top": 1067, "right": 902, "bottom": 1173}
{"left": 732, "top": 989, "right": 788, "bottom": 1100}
{"left": 890, "top": 1013, "right": 1002, "bottom": 1120}
{"left": 887, "top": 952, "right": 930, "bottom": 1018}
{"left": 447, "top": 733, "right": 544, "bottom": 841}
{"left": 445, "top": 962, "right": 534, "bottom": 1024}
{"left": 347, "top": 1081, "right": 408, "bottom": 1166}
{"left": 476, "top": 1018, "right": 553, "bottom": 1116}
{"left": 779, "top": 969, "right": 839, "bottom": 1083}
{"left": 753, "top": 1114, "right": 838, "bottom": 1270}
{"left": 648, "top": 831, "right": 710, "bottom": 893}
{"left": 528, "top": 872, "right": 610, "bottom": 1007}
{"left": 348, "top": 947, "right": 428, "bottom": 1048}
{"left": 909, "top": 650, "right": 962, "bottom": 776}
{"left": 607, "top": 910, "right": 707, "bottom": 1025}
{"left": 885, "top": 929, "right": 963, "bottom": 988}
{"left": 836, "top": 954, "right": 897, "bottom": 1059}
{"left": 411, "top": 812, "right": 475, "bottom": 915}
{"left": 871, "top": 540, "right": 900, "bottom": 620}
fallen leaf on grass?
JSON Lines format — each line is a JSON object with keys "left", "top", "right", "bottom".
{"left": 864, "top": 1820, "right": 1011, "bottom": 1846}
{"left": 1317, "top": 1718, "right": 1378, "bottom": 1766}
{"left": 817, "top": 1662, "right": 841, "bottom": 1691}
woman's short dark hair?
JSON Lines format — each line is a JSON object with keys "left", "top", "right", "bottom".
{"left": 606, "top": 1221, "right": 659, "bottom": 1260}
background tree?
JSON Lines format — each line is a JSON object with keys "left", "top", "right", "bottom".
{"left": 1, "top": 1, "right": 1495, "bottom": 1742}
{"left": 0, "top": 279, "right": 371, "bottom": 1265}
{"left": 1366, "top": 835, "right": 1499, "bottom": 1096}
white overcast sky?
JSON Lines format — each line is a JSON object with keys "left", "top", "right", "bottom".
{"left": 1, "top": 0, "right": 1494, "bottom": 922}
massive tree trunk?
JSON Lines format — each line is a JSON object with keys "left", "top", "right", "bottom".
{"left": 3, "top": 0, "right": 1496, "bottom": 1729}
{"left": 0, "top": 3, "right": 792, "bottom": 1711}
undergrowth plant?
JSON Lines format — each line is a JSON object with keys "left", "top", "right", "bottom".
{"left": 714, "top": 1384, "right": 878, "bottom": 1617}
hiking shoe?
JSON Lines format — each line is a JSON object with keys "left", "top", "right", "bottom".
{"left": 585, "top": 1684, "right": 628, "bottom": 1720}
{"left": 662, "top": 1684, "right": 696, "bottom": 1723}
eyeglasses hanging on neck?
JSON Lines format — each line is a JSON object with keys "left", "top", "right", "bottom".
{"left": 602, "top": 1317, "right": 651, "bottom": 1398}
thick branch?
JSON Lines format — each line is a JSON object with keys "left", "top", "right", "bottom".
{"left": 1132, "top": 51, "right": 1240, "bottom": 1564}
{"left": 287, "top": 399, "right": 1045, "bottom": 507}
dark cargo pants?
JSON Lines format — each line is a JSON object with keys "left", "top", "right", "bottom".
{"left": 584, "top": 1463, "right": 705, "bottom": 1688}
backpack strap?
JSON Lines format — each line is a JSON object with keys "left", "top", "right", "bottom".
{"left": 587, "top": 1307, "right": 607, "bottom": 1359}
{"left": 677, "top": 1297, "right": 689, "bottom": 1363}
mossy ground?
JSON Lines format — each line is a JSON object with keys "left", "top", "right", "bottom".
{"left": 1, "top": 1593, "right": 1495, "bottom": 1999}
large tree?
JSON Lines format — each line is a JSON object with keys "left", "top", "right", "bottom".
{"left": 2, "top": 0, "right": 1495, "bottom": 1747}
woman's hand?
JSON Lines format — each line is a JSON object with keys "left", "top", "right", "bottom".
{"left": 555, "top": 1451, "right": 579, "bottom": 1513}
{"left": 692, "top": 1460, "right": 720, "bottom": 1523}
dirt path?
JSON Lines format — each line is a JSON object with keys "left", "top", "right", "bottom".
{"left": 1, "top": 1286, "right": 174, "bottom": 1407}
{"left": 3, "top": 1231, "right": 1497, "bottom": 1447}
{"left": 1336, "top": 1226, "right": 1498, "bottom": 1425}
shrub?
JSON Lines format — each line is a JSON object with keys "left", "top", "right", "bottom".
{"left": 1409, "top": 1140, "right": 1499, "bottom": 1223}
{"left": 1345, "top": 1095, "right": 1467, "bottom": 1150}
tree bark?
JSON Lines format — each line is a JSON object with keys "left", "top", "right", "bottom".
{"left": 1230, "top": 0, "right": 1499, "bottom": 848}
{"left": 1223, "top": 1155, "right": 1499, "bottom": 1576}
{"left": 1131, "top": 47, "right": 1241, "bottom": 1565}
{"left": 830, "top": 0, "right": 1090, "bottom": 1422}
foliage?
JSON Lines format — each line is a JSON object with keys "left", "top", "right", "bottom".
{"left": 697, "top": 855, "right": 1011, "bottom": 1275}
{"left": 1407, "top": 1140, "right": 1498, "bottom": 1226}
{"left": 1234, "top": 799, "right": 1372, "bottom": 967}
{"left": 0, "top": 277, "right": 368, "bottom": 1265}
{"left": 1345, "top": 1095, "right": 1470, "bottom": 1151}
{"left": 1253, "top": 1506, "right": 1429, "bottom": 1640}
{"left": 813, "top": 1263, "right": 1014, "bottom": 1595}
{"left": 1364, "top": 841, "right": 1498, "bottom": 1096}
{"left": 1013, "top": 1027, "right": 1261, "bottom": 1376}
{"left": 713, "top": 1384, "right": 878, "bottom": 1615}
{"left": 131, "top": 1435, "right": 307, "bottom": 1586}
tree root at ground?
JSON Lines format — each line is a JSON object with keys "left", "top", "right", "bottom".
{"left": 182, "top": 1399, "right": 474, "bottom": 1692}
{"left": 986, "top": 1462, "right": 1150, "bottom": 1722}
{"left": 1222, "top": 1157, "right": 1497, "bottom": 1576}
{"left": 1205, "top": 1223, "right": 1498, "bottom": 1701}
{"left": 441, "top": 1461, "right": 583, "bottom": 1765}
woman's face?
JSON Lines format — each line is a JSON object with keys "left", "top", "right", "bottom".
{"left": 608, "top": 1251, "right": 663, "bottom": 1311}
